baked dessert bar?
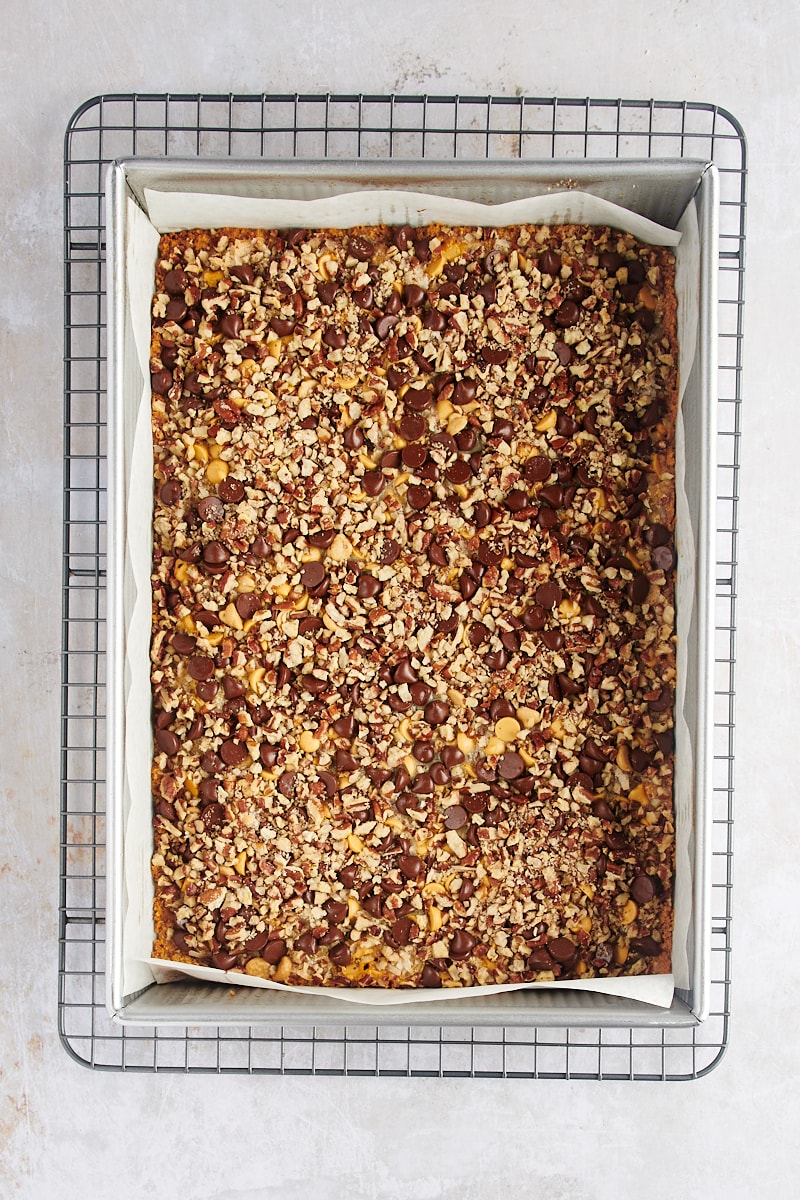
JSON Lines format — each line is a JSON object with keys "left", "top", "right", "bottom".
{"left": 149, "top": 221, "right": 677, "bottom": 988}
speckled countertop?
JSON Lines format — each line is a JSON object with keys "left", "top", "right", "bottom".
{"left": 2, "top": 2, "right": 798, "bottom": 1197}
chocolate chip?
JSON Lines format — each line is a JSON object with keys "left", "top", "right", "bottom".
{"left": 482, "top": 345, "right": 510, "bottom": 366}
{"left": 630, "top": 936, "right": 661, "bottom": 957}
{"left": 386, "top": 366, "right": 412, "bottom": 394}
{"left": 468, "top": 622, "right": 490, "bottom": 647}
{"left": 221, "top": 478, "right": 247, "bottom": 505}
{"left": 421, "top": 963, "right": 442, "bottom": 988}
{"left": 390, "top": 916, "right": 413, "bottom": 947}
{"left": 522, "top": 605, "right": 547, "bottom": 631}
{"left": 354, "top": 573, "right": 380, "bottom": 601}
{"left": 472, "top": 501, "right": 492, "bottom": 528}
{"left": 525, "top": 455, "right": 552, "bottom": 483}
{"left": 401, "top": 283, "right": 425, "bottom": 309}
{"left": 196, "top": 680, "right": 218, "bottom": 701}
{"left": 538, "top": 250, "right": 561, "bottom": 276}
{"left": 158, "top": 479, "right": 181, "bottom": 508}
{"left": 627, "top": 259, "right": 646, "bottom": 285}
{"left": 322, "top": 326, "right": 347, "bottom": 350}
{"left": 453, "top": 379, "right": 477, "bottom": 406}
{"left": 628, "top": 573, "right": 651, "bottom": 605}
{"left": 485, "top": 647, "right": 509, "bottom": 670}
{"left": 539, "top": 484, "right": 564, "bottom": 509}
{"left": 151, "top": 369, "right": 173, "bottom": 396}
{"left": 278, "top": 771, "right": 296, "bottom": 798}
{"left": 449, "top": 930, "right": 476, "bottom": 959}
{"left": 324, "top": 899, "right": 348, "bottom": 925}
{"left": 406, "top": 386, "right": 434, "bottom": 413}
{"left": 317, "top": 281, "right": 339, "bottom": 306}
{"left": 554, "top": 341, "right": 573, "bottom": 367}
{"left": 455, "top": 573, "right": 477, "bottom": 606}
{"left": 300, "top": 561, "right": 326, "bottom": 590}
{"left": 309, "top": 529, "right": 337, "bottom": 550}
{"left": 424, "top": 700, "right": 450, "bottom": 726}
{"left": 348, "top": 235, "right": 375, "bottom": 261}
{"left": 165, "top": 298, "right": 188, "bottom": 324}
{"left": 528, "top": 947, "right": 554, "bottom": 971}
{"left": 202, "top": 541, "right": 229, "bottom": 566}
{"left": 300, "top": 674, "right": 328, "bottom": 694}
{"left": 343, "top": 423, "right": 365, "bottom": 451}
{"left": 540, "top": 628, "right": 564, "bottom": 652}
{"left": 630, "top": 748, "right": 653, "bottom": 772}
{"left": 362, "top": 470, "right": 385, "bottom": 497}
{"left": 398, "top": 854, "right": 424, "bottom": 880}
{"left": 548, "top": 937, "right": 577, "bottom": 966}
{"left": 654, "top": 729, "right": 674, "bottom": 755}
{"left": 599, "top": 250, "right": 623, "bottom": 273}
{"left": 490, "top": 419, "right": 513, "bottom": 442}
{"left": 409, "top": 682, "right": 432, "bottom": 706}
{"left": 188, "top": 655, "right": 215, "bottom": 682}
{"left": 318, "top": 771, "right": 338, "bottom": 798}
{"left": 331, "top": 715, "right": 356, "bottom": 739}
{"left": 392, "top": 658, "right": 418, "bottom": 685}
{"left": 257, "top": 938, "right": 286, "bottom": 966}
{"left": 218, "top": 739, "right": 246, "bottom": 767}
{"left": 444, "top": 805, "right": 468, "bottom": 830}
{"left": 413, "top": 237, "right": 431, "bottom": 263}
{"left": 428, "top": 542, "right": 448, "bottom": 567}
{"left": 440, "top": 745, "right": 465, "bottom": 769}
{"left": 407, "top": 484, "right": 432, "bottom": 510}
{"left": 631, "top": 874, "right": 656, "bottom": 904}
{"left": 380, "top": 538, "right": 401, "bottom": 565}
{"left": 536, "top": 581, "right": 562, "bottom": 609}
{"left": 393, "top": 225, "right": 414, "bottom": 250}
{"left": 155, "top": 729, "right": 180, "bottom": 756}
{"left": 164, "top": 268, "right": 188, "bottom": 296}
{"left": 498, "top": 752, "right": 525, "bottom": 780}
{"left": 558, "top": 673, "right": 581, "bottom": 697}
{"left": 196, "top": 495, "right": 224, "bottom": 524}
{"left": 477, "top": 538, "right": 505, "bottom": 567}
{"left": 399, "top": 414, "right": 426, "bottom": 442}
{"left": 222, "top": 676, "right": 245, "bottom": 700}
{"left": 201, "top": 801, "right": 226, "bottom": 828}
{"left": 652, "top": 544, "right": 676, "bottom": 571}
{"left": 373, "top": 313, "right": 398, "bottom": 339}
{"left": 329, "top": 942, "right": 352, "bottom": 968}
{"left": 164, "top": 628, "right": 194, "bottom": 656}
{"left": 443, "top": 459, "right": 471, "bottom": 486}
{"left": 402, "top": 443, "right": 428, "bottom": 471}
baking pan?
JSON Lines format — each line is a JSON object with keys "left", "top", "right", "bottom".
{"left": 107, "top": 158, "right": 717, "bottom": 1028}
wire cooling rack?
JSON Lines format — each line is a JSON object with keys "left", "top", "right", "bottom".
{"left": 61, "top": 94, "right": 744, "bottom": 1078}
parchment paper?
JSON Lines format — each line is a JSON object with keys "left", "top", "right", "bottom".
{"left": 121, "top": 188, "right": 698, "bottom": 1009}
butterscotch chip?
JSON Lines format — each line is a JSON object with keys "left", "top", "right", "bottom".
{"left": 149, "top": 221, "right": 677, "bottom": 988}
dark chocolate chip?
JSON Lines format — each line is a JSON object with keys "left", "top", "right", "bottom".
{"left": 525, "top": 455, "right": 552, "bottom": 483}
{"left": 631, "top": 874, "right": 656, "bottom": 904}
{"left": 407, "top": 484, "right": 432, "bottom": 510}
{"left": 300, "top": 561, "right": 326, "bottom": 589}
{"left": 548, "top": 937, "right": 577, "bottom": 965}
{"left": 449, "top": 930, "right": 476, "bottom": 959}
{"left": 444, "top": 805, "right": 468, "bottom": 830}
{"left": 421, "top": 963, "right": 442, "bottom": 988}
{"left": 151, "top": 369, "right": 173, "bottom": 396}
{"left": 164, "top": 268, "right": 189, "bottom": 296}
{"left": 498, "top": 752, "right": 525, "bottom": 780}
{"left": 155, "top": 729, "right": 180, "bottom": 756}
{"left": 628, "top": 573, "right": 651, "bottom": 605}
{"left": 362, "top": 470, "right": 385, "bottom": 497}
{"left": 424, "top": 700, "right": 450, "bottom": 726}
{"left": 373, "top": 313, "right": 398, "bottom": 339}
{"left": 536, "top": 581, "right": 562, "bottom": 609}
{"left": 538, "top": 250, "right": 561, "bottom": 276}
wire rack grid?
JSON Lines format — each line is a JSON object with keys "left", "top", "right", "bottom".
{"left": 60, "top": 94, "right": 744, "bottom": 1079}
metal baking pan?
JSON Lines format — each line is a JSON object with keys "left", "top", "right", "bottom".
{"left": 106, "top": 157, "right": 717, "bottom": 1028}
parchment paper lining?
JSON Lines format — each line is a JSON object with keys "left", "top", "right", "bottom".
{"left": 121, "top": 189, "right": 698, "bottom": 1009}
